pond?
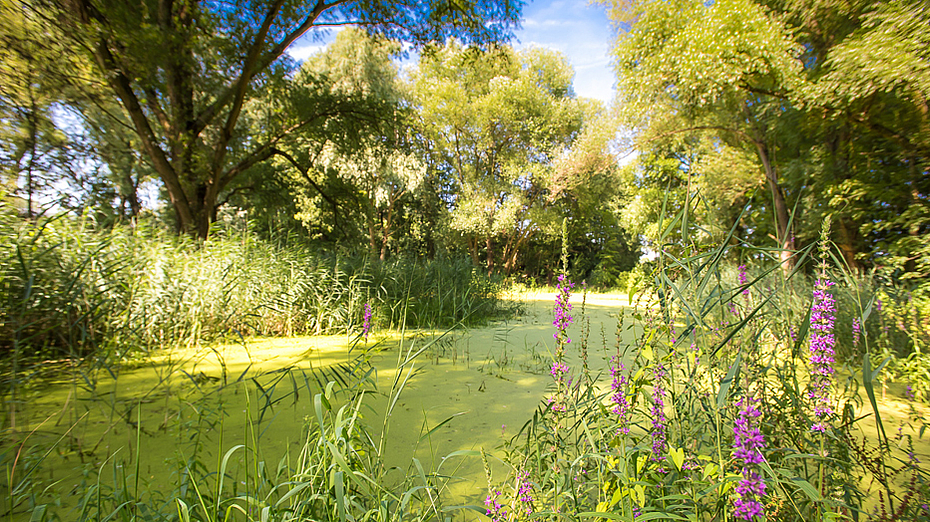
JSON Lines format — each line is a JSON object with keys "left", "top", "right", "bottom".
{"left": 2, "top": 290, "right": 926, "bottom": 520}
{"left": 1, "top": 290, "right": 633, "bottom": 519}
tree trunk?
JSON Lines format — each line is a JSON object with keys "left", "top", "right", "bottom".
{"left": 486, "top": 236, "right": 494, "bottom": 277}
{"left": 468, "top": 236, "right": 480, "bottom": 266}
{"left": 71, "top": 0, "right": 330, "bottom": 238}
{"left": 754, "top": 139, "right": 794, "bottom": 272}
{"left": 836, "top": 218, "right": 862, "bottom": 274}
{"left": 379, "top": 203, "right": 394, "bottom": 262}
{"left": 365, "top": 205, "right": 378, "bottom": 263}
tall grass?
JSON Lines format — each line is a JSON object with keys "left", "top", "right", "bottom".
{"left": 2, "top": 325, "right": 485, "bottom": 521}
{"left": 486, "top": 202, "right": 930, "bottom": 521}
{"left": 4, "top": 196, "right": 929, "bottom": 521}
{"left": 0, "top": 211, "right": 507, "bottom": 358}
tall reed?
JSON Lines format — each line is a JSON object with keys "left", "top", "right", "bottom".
{"left": 488, "top": 193, "right": 930, "bottom": 521}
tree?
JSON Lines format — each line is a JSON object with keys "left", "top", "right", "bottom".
{"left": 412, "top": 42, "right": 589, "bottom": 275}
{"left": 0, "top": 1, "right": 89, "bottom": 216}
{"left": 255, "top": 27, "right": 424, "bottom": 260}
{"left": 608, "top": 0, "right": 805, "bottom": 268}
{"left": 44, "top": 0, "right": 522, "bottom": 237}
{"left": 787, "top": 0, "right": 930, "bottom": 277}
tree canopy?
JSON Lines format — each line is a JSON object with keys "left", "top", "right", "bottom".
{"left": 3, "top": 0, "right": 927, "bottom": 286}
{"left": 607, "top": 0, "right": 929, "bottom": 280}
{"left": 40, "top": 0, "right": 522, "bottom": 237}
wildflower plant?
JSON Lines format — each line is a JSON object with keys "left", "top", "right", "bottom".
{"left": 809, "top": 275, "right": 837, "bottom": 432}
{"left": 550, "top": 272, "right": 574, "bottom": 413}
{"left": 362, "top": 301, "right": 373, "bottom": 341}
{"left": 732, "top": 396, "right": 767, "bottom": 520}
{"left": 610, "top": 356, "right": 631, "bottom": 435}
{"left": 526, "top": 209, "right": 917, "bottom": 520}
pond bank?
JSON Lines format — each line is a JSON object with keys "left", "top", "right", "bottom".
{"left": 2, "top": 290, "right": 926, "bottom": 520}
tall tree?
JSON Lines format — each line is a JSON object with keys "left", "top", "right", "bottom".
{"left": 44, "top": 0, "right": 521, "bottom": 237}
{"left": 412, "top": 43, "right": 588, "bottom": 274}
{"left": 787, "top": 0, "right": 930, "bottom": 277}
{"left": 608, "top": 0, "right": 805, "bottom": 268}
{"left": 0, "top": 0, "right": 88, "bottom": 215}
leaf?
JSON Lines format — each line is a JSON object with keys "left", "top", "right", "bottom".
{"left": 669, "top": 447, "right": 685, "bottom": 472}
{"left": 29, "top": 505, "right": 47, "bottom": 522}
{"left": 871, "top": 356, "right": 891, "bottom": 381}
{"left": 642, "top": 345, "right": 654, "bottom": 362}
{"left": 176, "top": 500, "right": 190, "bottom": 522}
{"left": 634, "top": 483, "right": 646, "bottom": 507}
{"left": 610, "top": 486, "right": 625, "bottom": 508}
{"left": 862, "top": 354, "right": 889, "bottom": 446}
{"left": 717, "top": 353, "right": 741, "bottom": 410}
{"left": 791, "top": 477, "right": 823, "bottom": 502}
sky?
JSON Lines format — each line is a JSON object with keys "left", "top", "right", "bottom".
{"left": 513, "top": 1, "right": 617, "bottom": 104}
{"left": 287, "top": 1, "right": 619, "bottom": 105}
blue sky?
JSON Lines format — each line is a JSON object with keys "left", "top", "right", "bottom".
{"left": 512, "top": 1, "right": 616, "bottom": 104}
{"left": 288, "top": 1, "right": 618, "bottom": 105}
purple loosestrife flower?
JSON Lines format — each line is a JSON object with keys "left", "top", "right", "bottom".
{"left": 852, "top": 317, "right": 861, "bottom": 347}
{"left": 651, "top": 362, "right": 668, "bottom": 470}
{"left": 551, "top": 274, "right": 574, "bottom": 412}
{"left": 732, "top": 396, "right": 767, "bottom": 521}
{"left": 516, "top": 470, "right": 534, "bottom": 515}
{"left": 362, "top": 302, "right": 372, "bottom": 340}
{"left": 550, "top": 361, "right": 569, "bottom": 378}
{"left": 739, "top": 264, "right": 749, "bottom": 295}
{"left": 485, "top": 489, "right": 507, "bottom": 522}
{"left": 553, "top": 274, "right": 574, "bottom": 345}
{"left": 809, "top": 278, "right": 837, "bottom": 432}
{"left": 610, "top": 356, "right": 631, "bottom": 435}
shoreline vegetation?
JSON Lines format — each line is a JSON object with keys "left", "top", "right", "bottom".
{"left": 1, "top": 218, "right": 928, "bottom": 521}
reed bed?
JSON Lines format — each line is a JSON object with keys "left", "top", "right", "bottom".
{"left": 2, "top": 201, "right": 929, "bottom": 521}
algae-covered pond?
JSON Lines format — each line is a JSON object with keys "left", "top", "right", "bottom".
{"left": 2, "top": 291, "right": 927, "bottom": 521}
{"left": 1, "top": 291, "right": 633, "bottom": 519}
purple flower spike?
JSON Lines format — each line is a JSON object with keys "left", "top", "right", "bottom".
{"left": 739, "top": 264, "right": 749, "bottom": 295}
{"left": 610, "top": 357, "right": 631, "bottom": 435}
{"left": 732, "top": 396, "right": 767, "bottom": 520}
{"left": 852, "top": 317, "right": 861, "bottom": 347}
{"left": 809, "top": 278, "right": 836, "bottom": 430}
{"left": 485, "top": 489, "right": 507, "bottom": 522}
{"left": 362, "top": 302, "right": 372, "bottom": 340}
{"left": 551, "top": 273, "right": 574, "bottom": 411}
{"left": 553, "top": 274, "right": 574, "bottom": 344}
{"left": 517, "top": 470, "right": 534, "bottom": 515}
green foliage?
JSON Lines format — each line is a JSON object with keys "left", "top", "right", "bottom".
{"left": 412, "top": 41, "right": 630, "bottom": 277}
{"left": 0, "top": 210, "right": 508, "bottom": 366}
{"left": 2, "top": 335, "right": 482, "bottom": 521}
{"left": 489, "top": 192, "right": 930, "bottom": 521}
{"left": 20, "top": 0, "right": 522, "bottom": 237}
{"left": 610, "top": 0, "right": 930, "bottom": 281}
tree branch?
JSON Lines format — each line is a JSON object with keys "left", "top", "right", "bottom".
{"left": 637, "top": 124, "right": 755, "bottom": 149}
{"left": 88, "top": 32, "right": 194, "bottom": 227}
{"left": 271, "top": 146, "right": 347, "bottom": 236}
{"left": 195, "top": 0, "right": 346, "bottom": 137}
{"left": 210, "top": 0, "right": 289, "bottom": 177}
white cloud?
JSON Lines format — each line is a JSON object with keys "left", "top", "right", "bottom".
{"left": 287, "top": 44, "right": 325, "bottom": 62}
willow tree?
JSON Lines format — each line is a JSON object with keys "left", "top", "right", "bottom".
{"left": 786, "top": 0, "right": 930, "bottom": 277}
{"left": 412, "top": 43, "right": 589, "bottom": 274}
{"left": 608, "top": 0, "right": 804, "bottom": 267}
{"left": 44, "top": 0, "right": 521, "bottom": 237}
{"left": 0, "top": 1, "right": 87, "bottom": 215}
